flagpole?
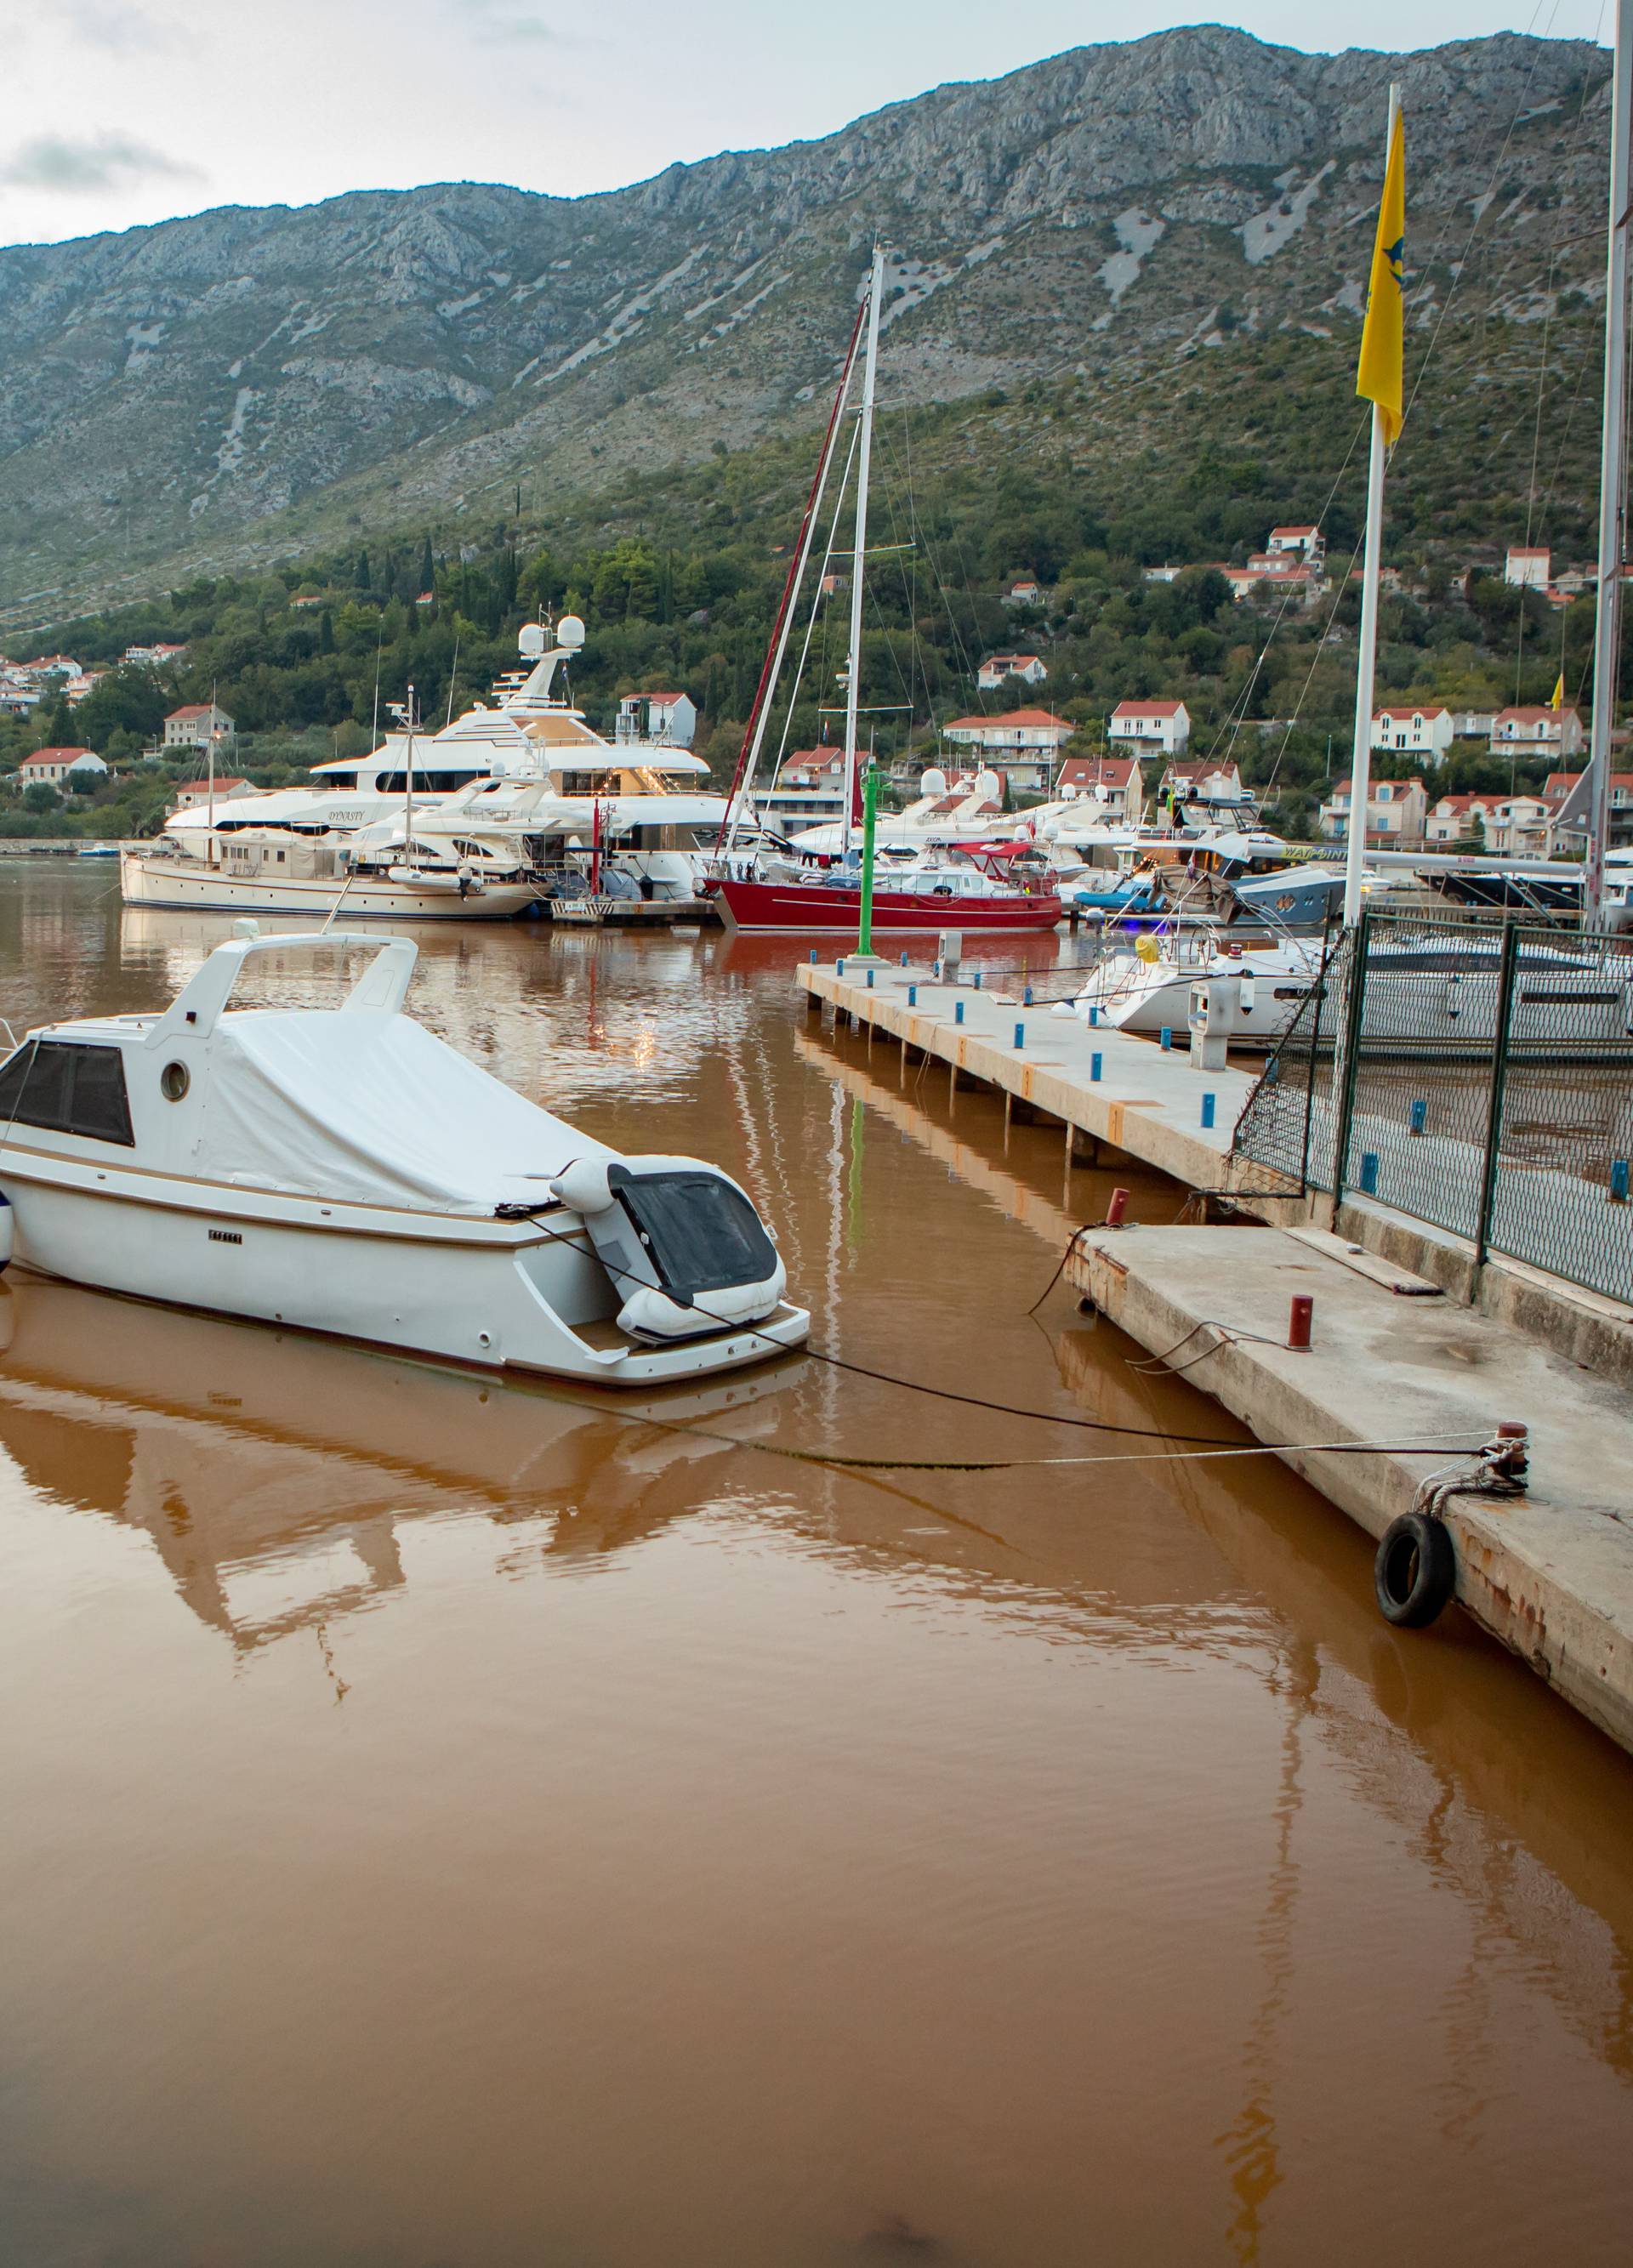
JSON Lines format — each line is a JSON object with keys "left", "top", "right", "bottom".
{"left": 1585, "top": 0, "right": 1631, "bottom": 926}
{"left": 1344, "top": 81, "right": 1401, "bottom": 927}
{"left": 842, "top": 244, "right": 885, "bottom": 861}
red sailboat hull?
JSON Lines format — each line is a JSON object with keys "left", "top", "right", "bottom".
{"left": 712, "top": 878, "right": 1063, "bottom": 934}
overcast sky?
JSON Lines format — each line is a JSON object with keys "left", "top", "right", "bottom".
{"left": 0, "top": 2, "right": 1611, "bottom": 250}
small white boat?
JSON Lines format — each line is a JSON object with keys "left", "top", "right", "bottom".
{"left": 0, "top": 928, "right": 809, "bottom": 1384}
{"left": 1070, "top": 932, "right": 1318, "bottom": 1039}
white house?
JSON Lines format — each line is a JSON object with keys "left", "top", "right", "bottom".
{"left": 1266, "top": 524, "right": 1323, "bottom": 561}
{"left": 1450, "top": 709, "right": 1495, "bottom": 740}
{"left": 15, "top": 655, "right": 81, "bottom": 685}
{"left": 941, "top": 708, "right": 1071, "bottom": 791}
{"left": 163, "top": 702, "right": 235, "bottom": 750}
{"left": 1055, "top": 753, "right": 1144, "bottom": 823}
{"left": 1371, "top": 705, "right": 1454, "bottom": 761}
{"left": 1545, "top": 769, "right": 1633, "bottom": 848}
{"left": 1505, "top": 546, "right": 1551, "bottom": 590}
{"left": 1002, "top": 577, "right": 1043, "bottom": 607}
{"left": 1319, "top": 776, "right": 1427, "bottom": 849}
{"left": 0, "top": 676, "right": 41, "bottom": 716}
{"left": 1109, "top": 699, "right": 1191, "bottom": 756}
{"left": 615, "top": 690, "right": 697, "bottom": 748}
{"left": 760, "top": 749, "right": 847, "bottom": 827}
{"left": 1489, "top": 706, "right": 1585, "bottom": 760}
{"left": 125, "top": 642, "right": 190, "bottom": 668}
{"left": 976, "top": 654, "right": 1048, "bottom": 691}
{"left": 171, "top": 776, "right": 253, "bottom": 811}
{"left": 1159, "top": 757, "right": 1247, "bottom": 816}
{"left": 17, "top": 746, "right": 107, "bottom": 787}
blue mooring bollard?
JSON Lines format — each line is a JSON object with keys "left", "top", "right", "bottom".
{"left": 955, "top": 999, "right": 964, "bottom": 1025}
{"left": 809, "top": 949, "right": 818, "bottom": 965}
{"left": 973, "top": 971, "right": 983, "bottom": 991}
{"left": 1409, "top": 1098, "right": 1427, "bottom": 1135}
{"left": 1091, "top": 1053, "right": 1103, "bottom": 1082}
{"left": 835, "top": 958, "right": 845, "bottom": 976}
{"left": 1014, "top": 1022, "right": 1025, "bottom": 1049}
{"left": 1360, "top": 1152, "right": 1380, "bottom": 1195}
{"left": 866, "top": 968, "right": 875, "bottom": 989}
{"left": 1613, "top": 1158, "right": 1630, "bottom": 1202}
{"left": 899, "top": 952, "right": 909, "bottom": 968}
{"left": 908, "top": 983, "right": 918, "bottom": 1007}
{"left": 1160, "top": 1026, "right": 1173, "bottom": 1052}
{"left": 1023, "top": 985, "right": 1033, "bottom": 1006}
{"left": 1201, "top": 1092, "right": 1216, "bottom": 1129}
{"left": 1089, "top": 1005, "right": 1100, "bottom": 1027}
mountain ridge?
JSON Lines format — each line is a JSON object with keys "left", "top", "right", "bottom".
{"left": 0, "top": 26, "right": 1611, "bottom": 621}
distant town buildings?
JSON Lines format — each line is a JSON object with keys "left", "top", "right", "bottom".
{"left": 1109, "top": 698, "right": 1190, "bottom": 756}
{"left": 163, "top": 702, "right": 235, "bottom": 750}
{"left": 976, "top": 654, "right": 1048, "bottom": 691}
{"left": 1371, "top": 705, "right": 1454, "bottom": 761}
{"left": 17, "top": 747, "right": 108, "bottom": 787}
{"left": 1318, "top": 776, "right": 1428, "bottom": 849}
{"left": 941, "top": 708, "right": 1071, "bottom": 792}
{"left": 1505, "top": 545, "right": 1551, "bottom": 591}
{"left": 1490, "top": 705, "right": 1585, "bottom": 760}
{"left": 760, "top": 748, "right": 846, "bottom": 827}
{"left": 1425, "top": 791, "right": 1554, "bottom": 855}
{"left": 1055, "top": 753, "right": 1145, "bottom": 823}
{"left": 172, "top": 776, "right": 252, "bottom": 810}
{"left": 124, "top": 642, "right": 190, "bottom": 669}
{"left": 614, "top": 691, "right": 697, "bottom": 747}
{"left": 1266, "top": 525, "right": 1325, "bottom": 562}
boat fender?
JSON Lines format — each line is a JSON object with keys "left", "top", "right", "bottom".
{"left": 0, "top": 1194, "right": 11, "bottom": 1273}
{"left": 548, "top": 1157, "right": 618, "bottom": 1214}
{"left": 1373, "top": 1511, "right": 1456, "bottom": 1629}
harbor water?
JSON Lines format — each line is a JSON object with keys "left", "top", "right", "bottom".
{"left": 1, "top": 864, "right": 1630, "bottom": 2267}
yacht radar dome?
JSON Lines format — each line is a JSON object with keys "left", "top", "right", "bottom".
{"left": 556, "top": 615, "right": 586, "bottom": 651}
{"left": 919, "top": 766, "right": 947, "bottom": 798}
{"left": 974, "top": 768, "right": 1002, "bottom": 801}
{"left": 517, "top": 623, "right": 546, "bottom": 659}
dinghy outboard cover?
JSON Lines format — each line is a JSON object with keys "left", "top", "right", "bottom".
{"left": 549, "top": 1155, "right": 785, "bottom": 1342}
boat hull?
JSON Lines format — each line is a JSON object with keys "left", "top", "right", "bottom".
{"left": 713, "top": 878, "right": 1062, "bottom": 933}
{"left": 0, "top": 1151, "right": 809, "bottom": 1385}
{"left": 120, "top": 852, "right": 538, "bottom": 921}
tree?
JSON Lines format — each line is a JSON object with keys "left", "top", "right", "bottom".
{"left": 419, "top": 534, "right": 435, "bottom": 595}
{"left": 22, "top": 782, "right": 59, "bottom": 814}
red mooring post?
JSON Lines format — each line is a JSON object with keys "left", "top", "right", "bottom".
{"left": 1106, "top": 1187, "right": 1129, "bottom": 1228}
{"left": 1288, "top": 1293, "right": 1314, "bottom": 1350}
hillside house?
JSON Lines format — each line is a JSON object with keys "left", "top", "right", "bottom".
{"left": 941, "top": 708, "right": 1071, "bottom": 792}
{"left": 614, "top": 691, "right": 697, "bottom": 747}
{"left": 15, "top": 655, "right": 81, "bottom": 685}
{"left": 172, "top": 776, "right": 253, "bottom": 811}
{"left": 163, "top": 702, "right": 235, "bottom": 750}
{"left": 1425, "top": 792, "right": 1553, "bottom": 854}
{"left": 65, "top": 672, "right": 106, "bottom": 705}
{"left": 760, "top": 750, "right": 847, "bottom": 828}
{"left": 1109, "top": 699, "right": 1190, "bottom": 756}
{"left": 1544, "top": 769, "right": 1633, "bottom": 848}
{"left": 1319, "top": 776, "right": 1427, "bottom": 849}
{"left": 976, "top": 654, "right": 1048, "bottom": 691}
{"left": 1141, "top": 564, "right": 1184, "bottom": 584}
{"left": 1055, "top": 753, "right": 1144, "bottom": 823}
{"left": 17, "top": 747, "right": 107, "bottom": 787}
{"left": 1002, "top": 577, "right": 1043, "bottom": 607}
{"left": 1490, "top": 706, "right": 1585, "bottom": 760}
{"left": 1505, "top": 546, "right": 1550, "bottom": 590}
{"left": 1159, "top": 757, "right": 1246, "bottom": 815}
{"left": 0, "top": 676, "right": 41, "bottom": 716}
{"left": 1371, "top": 705, "right": 1454, "bottom": 761}
{"left": 1266, "top": 524, "right": 1323, "bottom": 561}
{"left": 1451, "top": 709, "right": 1495, "bottom": 740}
{"left": 124, "top": 642, "right": 189, "bottom": 668}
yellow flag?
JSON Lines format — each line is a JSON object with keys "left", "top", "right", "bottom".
{"left": 1357, "top": 111, "right": 1406, "bottom": 446}
{"left": 1550, "top": 672, "right": 1565, "bottom": 710}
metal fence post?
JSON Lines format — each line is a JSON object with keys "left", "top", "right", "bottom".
{"left": 1475, "top": 918, "right": 1522, "bottom": 1270}
{"left": 1334, "top": 908, "right": 1370, "bottom": 1200}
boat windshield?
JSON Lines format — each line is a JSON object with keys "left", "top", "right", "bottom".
{"left": 613, "top": 1171, "right": 777, "bottom": 1299}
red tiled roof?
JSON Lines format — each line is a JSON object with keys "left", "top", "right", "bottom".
{"left": 1112, "top": 700, "right": 1185, "bottom": 719}
{"left": 167, "top": 703, "right": 219, "bottom": 720}
{"left": 943, "top": 708, "right": 1068, "bottom": 730}
{"left": 1494, "top": 706, "right": 1580, "bottom": 725}
{"left": 1059, "top": 755, "right": 1138, "bottom": 787}
{"left": 20, "top": 746, "right": 96, "bottom": 765}
{"left": 1374, "top": 705, "right": 1449, "bottom": 721}
{"left": 175, "top": 776, "right": 249, "bottom": 793}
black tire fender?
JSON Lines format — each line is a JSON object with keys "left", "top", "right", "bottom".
{"left": 1374, "top": 1510, "right": 1456, "bottom": 1629}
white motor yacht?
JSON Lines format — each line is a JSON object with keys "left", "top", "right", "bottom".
{"left": 0, "top": 928, "right": 810, "bottom": 1384}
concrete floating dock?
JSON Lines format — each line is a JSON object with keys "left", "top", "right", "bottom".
{"left": 799, "top": 958, "right": 1293, "bottom": 1206}
{"left": 1068, "top": 1222, "right": 1633, "bottom": 1756}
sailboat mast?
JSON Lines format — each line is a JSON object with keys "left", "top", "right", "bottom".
{"left": 404, "top": 681, "right": 416, "bottom": 863}
{"left": 842, "top": 246, "right": 885, "bottom": 857}
{"left": 1585, "top": 0, "right": 1632, "bottom": 926}
{"left": 1343, "top": 82, "right": 1401, "bottom": 927}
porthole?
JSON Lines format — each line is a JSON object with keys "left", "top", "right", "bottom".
{"left": 160, "top": 1060, "right": 190, "bottom": 1101}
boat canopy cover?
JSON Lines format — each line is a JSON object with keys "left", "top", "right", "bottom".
{"left": 194, "top": 1009, "right": 615, "bottom": 1214}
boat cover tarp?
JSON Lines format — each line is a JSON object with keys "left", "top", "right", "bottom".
{"left": 193, "top": 1010, "right": 615, "bottom": 1214}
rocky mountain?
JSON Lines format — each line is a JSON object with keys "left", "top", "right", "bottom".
{"left": 0, "top": 26, "right": 1611, "bottom": 618}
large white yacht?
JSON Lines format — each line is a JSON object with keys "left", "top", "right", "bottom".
{"left": 150, "top": 619, "right": 736, "bottom": 905}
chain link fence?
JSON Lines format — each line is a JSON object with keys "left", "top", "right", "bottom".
{"left": 1232, "top": 910, "right": 1633, "bottom": 1306}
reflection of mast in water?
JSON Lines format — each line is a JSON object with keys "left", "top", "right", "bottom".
{"left": 1214, "top": 1634, "right": 1317, "bottom": 2265}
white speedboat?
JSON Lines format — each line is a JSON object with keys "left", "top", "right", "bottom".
{"left": 0, "top": 928, "right": 809, "bottom": 1384}
{"left": 1071, "top": 931, "right": 1319, "bottom": 1040}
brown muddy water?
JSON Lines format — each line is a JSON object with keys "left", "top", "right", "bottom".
{"left": 1, "top": 863, "right": 1630, "bottom": 2268}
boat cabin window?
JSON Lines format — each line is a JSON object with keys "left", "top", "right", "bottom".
{"left": 374, "top": 769, "right": 488, "bottom": 794}
{"left": 0, "top": 1040, "right": 135, "bottom": 1146}
{"left": 613, "top": 1169, "right": 777, "bottom": 1299}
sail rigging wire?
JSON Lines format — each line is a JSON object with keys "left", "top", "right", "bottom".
{"left": 715, "top": 295, "right": 867, "bottom": 850}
